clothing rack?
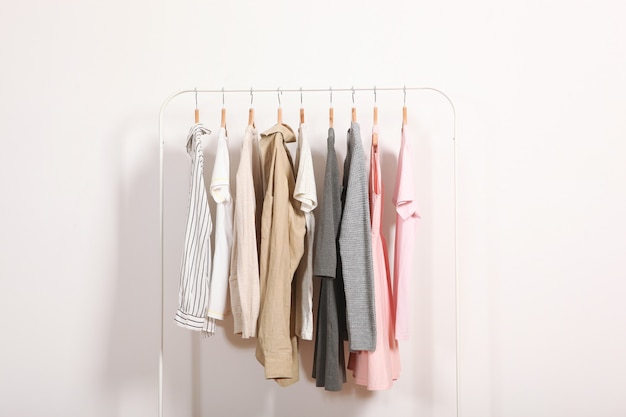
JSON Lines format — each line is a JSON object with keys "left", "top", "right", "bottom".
{"left": 157, "top": 86, "right": 459, "bottom": 417}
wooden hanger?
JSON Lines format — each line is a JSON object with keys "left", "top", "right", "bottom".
{"left": 351, "top": 87, "right": 357, "bottom": 122}
{"left": 299, "top": 87, "right": 305, "bottom": 124}
{"left": 248, "top": 88, "right": 255, "bottom": 127}
{"left": 402, "top": 86, "right": 407, "bottom": 126}
{"left": 277, "top": 88, "right": 283, "bottom": 124}
{"left": 194, "top": 88, "right": 200, "bottom": 123}
{"left": 220, "top": 88, "right": 227, "bottom": 134}
{"left": 372, "top": 111, "right": 378, "bottom": 146}
{"left": 329, "top": 87, "right": 334, "bottom": 128}
{"left": 221, "top": 107, "right": 228, "bottom": 136}
{"left": 372, "top": 87, "right": 378, "bottom": 146}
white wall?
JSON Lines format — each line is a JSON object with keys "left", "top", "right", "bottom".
{"left": 1, "top": 1, "right": 625, "bottom": 417}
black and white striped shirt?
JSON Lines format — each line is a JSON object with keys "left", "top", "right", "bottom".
{"left": 174, "top": 123, "right": 215, "bottom": 334}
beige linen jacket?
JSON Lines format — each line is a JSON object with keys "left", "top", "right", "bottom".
{"left": 255, "top": 123, "right": 305, "bottom": 387}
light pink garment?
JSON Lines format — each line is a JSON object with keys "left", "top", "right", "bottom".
{"left": 348, "top": 126, "right": 401, "bottom": 390}
{"left": 393, "top": 125, "right": 420, "bottom": 340}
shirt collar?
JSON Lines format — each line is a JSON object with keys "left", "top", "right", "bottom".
{"left": 262, "top": 123, "right": 296, "bottom": 143}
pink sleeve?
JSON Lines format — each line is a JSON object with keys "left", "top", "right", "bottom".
{"left": 393, "top": 212, "right": 419, "bottom": 340}
{"left": 396, "top": 199, "right": 420, "bottom": 221}
{"left": 394, "top": 142, "right": 420, "bottom": 221}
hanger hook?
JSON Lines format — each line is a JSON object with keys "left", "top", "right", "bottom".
{"left": 250, "top": 87, "right": 254, "bottom": 106}
{"left": 403, "top": 85, "right": 406, "bottom": 106}
{"left": 374, "top": 86, "right": 377, "bottom": 104}
{"left": 300, "top": 87, "right": 303, "bottom": 105}
{"left": 221, "top": 87, "right": 225, "bottom": 107}
{"left": 277, "top": 87, "right": 282, "bottom": 107}
{"left": 194, "top": 87, "right": 198, "bottom": 109}
{"left": 329, "top": 86, "right": 333, "bottom": 106}
{"left": 352, "top": 86, "right": 355, "bottom": 104}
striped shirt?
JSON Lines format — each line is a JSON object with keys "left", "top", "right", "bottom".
{"left": 175, "top": 123, "right": 216, "bottom": 335}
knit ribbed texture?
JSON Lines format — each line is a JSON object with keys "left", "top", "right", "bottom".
{"left": 338, "top": 122, "right": 376, "bottom": 352}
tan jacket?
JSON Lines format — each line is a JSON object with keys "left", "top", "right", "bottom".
{"left": 255, "top": 123, "right": 305, "bottom": 387}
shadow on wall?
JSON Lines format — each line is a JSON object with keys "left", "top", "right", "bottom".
{"left": 101, "top": 116, "right": 161, "bottom": 417}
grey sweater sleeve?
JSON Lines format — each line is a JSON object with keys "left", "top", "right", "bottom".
{"left": 338, "top": 122, "right": 376, "bottom": 352}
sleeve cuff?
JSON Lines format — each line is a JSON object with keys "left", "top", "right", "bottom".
{"left": 174, "top": 310, "right": 215, "bottom": 335}
{"left": 396, "top": 200, "right": 420, "bottom": 220}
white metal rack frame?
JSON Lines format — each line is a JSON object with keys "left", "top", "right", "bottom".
{"left": 157, "top": 86, "right": 458, "bottom": 417}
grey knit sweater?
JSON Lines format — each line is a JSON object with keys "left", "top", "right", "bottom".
{"left": 338, "top": 122, "right": 376, "bottom": 352}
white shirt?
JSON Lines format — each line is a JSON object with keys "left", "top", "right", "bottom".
{"left": 207, "top": 127, "right": 233, "bottom": 325}
{"left": 293, "top": 123, "right": 318, "bottom": 340}
{"left": 175, "top": 123, "right": 215, "bottom": 334}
